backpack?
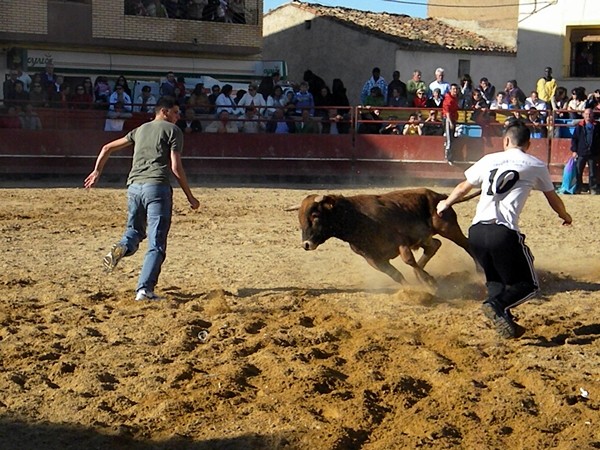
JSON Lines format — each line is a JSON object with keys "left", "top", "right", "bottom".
{"left": 557, "top": 157, "right": 577, "bottom": 194}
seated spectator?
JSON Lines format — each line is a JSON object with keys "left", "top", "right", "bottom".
{"left": 82, "top": 77, "right": 95, "bottom": 102}
{"left": 234, "top": 89, "right": 246, "bottom": 105}
{"left": 524, "top": 91, "right": 548, "bottom": 126}
{"left": 1, "top": 106, "right": 22, "bottom": 128}
{"left": 296, "top": 109, "right": 320, "bottom": 134}
{"left": 146, "top": 0, "right": 168, "bottom": 17}
{"left": 114, "top": 75, "right": 132, "bottom": 97}
{"left": 266, "top": 85, "right": 290, "bottom": 118}
{"left": 266, "top": 108, "right": 295, "bottom": 134}
{"left": 187, "top": 83, "right": 210, "bottom": 114}
{"left": 426, "top": 88, "right": 443, "bottom": 108}
{"left": 19, "top": 104, "right": 42, "bottom": 130}
{"left": 508, "top": 94, "right": 525, "bottom": 120}
{"left": 159, "top": 71, "right": 177, "bottom": 97}
{"left": 380, "top": 115, "right": 401, "bottom": 135}
{"left": 552, "top": 86, "right": 569, "bottom": 118}
{"left": 208, "top": 84, "right": 221, "bottom": 111}
{"left": 108, "top": 85, "right": 133, "bottom": 112}
{"left": 568, "top": 87, "right": 587, "bottom": 119}
{"left": 459, "top": 74, "right": 474, "bottom": 109}
{"left": 94, "top": 76, "right": 111, "bottom": 108}
{"left": 238, "top": 106, "right": 265, "bottom": 133}
{"left": 228, "top": 0, "right": 246, "bottom": 23}
{"left": 323, "top": 108, "right": 344, "bottom": 135}
{"left": 412, "top": 88, "right": 428, "bottom": 108}
{"left": 293, "top": 81, "right": 315, "bottom": 116}
{"left": 527, "top": 109, "right": 546, "bottom": 138}
{"left": 205, "top": 110, "right": 238, "bottom": 133}
{"left": 49, "top": 83, "right": 72, "bottom": 109}
{"left": 176, "top": 108, "right": 202, "bottom": 133}
{"left": 364, "top": 86, "right": 385, "bottom": 108}
{"left": 215, "top": 84, "right": 239, "bottom": 115}
{"left": 173, "top": 86, "right": 186, "bottom": 108}
{"left": 359, "top": 86, "right": 385, "bottom": 134}
{"left": 175, "top": 76, "right": 187, "bottom": 101}
{"left": 237, "top": 83, "right": 267, "bottom": 116}
{"left": 10, "top": 80, "right": 30, "bottom": 108}
{"left": 134, "top": 85, "right": 157, "bottom": 113}
{"left": 388, "top": 87, "right": 407, "bottom": 107}
{"left": 504, "top": 80, "right": 526, "bottom": 105}
{"left": 29, "top": 81, "right": 48, "bottom": 108}
{"left": 105, "top": 101, "right": 132, "bottom": 131}
{"left": 422, "top": 109, "right": 444, "bottom": 136}
{"left": 314, "top": 86, "right": 333, "bottom": 121}
{"left": 71, "top": 84, "right": 94, "bottom": 109}
{"left": 402, "top": 113, "right": 423, "bottom": 135}
{"left": 478, "top": 77, "right": 495, "bottom": 106}
{"left": 490, "top": 92, "right": 509, "bottom": 110}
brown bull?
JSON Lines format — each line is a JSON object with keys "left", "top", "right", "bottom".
{"left": 294, "top": 188, "right": 480, "bottom": 286}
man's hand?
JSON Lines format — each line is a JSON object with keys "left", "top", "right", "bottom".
{"left": 561, "top": 213, "right": 572, "bottom": 226}
{"left": 84, "top": 170, "right": 100, "bottom": 189}
{"left": 188, "top": 196, "right": 200, "bottom": 210}
{"left": 436, "top": 200, "right": 449, "bottom": 216}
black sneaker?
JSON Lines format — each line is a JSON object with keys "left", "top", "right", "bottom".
{"left": 103, "top": 243, "right": 127, "bottom": 272}
{"left": 482, "top": 300, "right": 525, "bottom": 338}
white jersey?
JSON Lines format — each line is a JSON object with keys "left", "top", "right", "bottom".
{"left": 465, "top": 148, "right": 554, "bottom": 232}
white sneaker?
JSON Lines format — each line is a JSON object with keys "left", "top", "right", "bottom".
{"left": 135, "top": 289, "right": 163, "bottom": 301}
{"left": 103, "top": 243, "right": 127, "bottom": 272}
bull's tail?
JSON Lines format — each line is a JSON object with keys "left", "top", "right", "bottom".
{"left": 451, "top": 189, "right": 482, "bottom": 204}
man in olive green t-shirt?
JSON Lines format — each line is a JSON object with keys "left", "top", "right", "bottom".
{"left": 84, "top": 96, "right": 200, "bottom": 301}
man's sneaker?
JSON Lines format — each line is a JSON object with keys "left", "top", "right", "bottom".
{"left": 135, "top": 289, "right": 163, "bottom": 301}
{"left": 482, "top": 300, "right": 525, "bottom": 339}
{"left": 103, "top": 243, "right": 127, "bottom": 272}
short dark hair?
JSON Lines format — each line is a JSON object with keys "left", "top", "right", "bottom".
{"left": 142, "top": 85, "right": 151, "bottom": 92}
{"left": 503, "top": 119, "right": 530, "bottom": 146}
{"left": 156, "top": 96, "right": 176, "bottom": 111}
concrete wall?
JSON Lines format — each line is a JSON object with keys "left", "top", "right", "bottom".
{"left": 516, "top": 0, "right": 600, "bottom": 94}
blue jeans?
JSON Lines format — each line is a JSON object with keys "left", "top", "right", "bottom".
{"left": 119, "top": 183, "right": 173, "bottom": 292}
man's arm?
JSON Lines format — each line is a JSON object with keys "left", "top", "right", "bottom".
{"left": 436, "top": 180, "right": 474, "bottom": 216}
{"left": 84, "top": 137, "right": 132, "bottom": 188}
{"left": 170, "top": 151, "right": 200, "bottom": 209}
{"left": 543, "top": 190, "right": 572, "bottom": 225}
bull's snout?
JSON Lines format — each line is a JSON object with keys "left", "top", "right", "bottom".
{"left": 302, "top": 240, "right": 318, "bottom": 251}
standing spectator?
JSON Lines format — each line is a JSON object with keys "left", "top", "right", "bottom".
{"left": 388, "top": 87, "right": 406, "bottom": 107}
{"left": 94, "top": 76, "right": 112, "bottom": 108}
{"left": 82, "top": 77, "right": 95, "bottom": 102}
{"left": 114, "top": 75, "right": 132, "bottom": 98}
{"left": 10, "top": 80, "right": 30, "bottom": 108}
{"left": 176, "top": 107, "right": 202, "bottom": 133}
{"left": 536, "top": 67, "right": 557, "bottom": 104}
{"left": 257, "top": 72, "right": 279, "bottom": 101}
{"left": 208, "top": 84, "right": 221, "bottom": 112}
{"left": 360, "top": 67, "right": 387, "bottom": 105}
{"left": 187, "top": 83, "right": 210, "bottom": 114}
{"left": 175, "top": 76, "right": 187, "bottom": 101}
{"left": 387, "top": 70, "right": 407, "bottom": 106}
{"left": 237, "top": 83, "right": 267, "bottom": 116}
{"left": 108, "top": 85, "right": 133, "bottom": 112}
{"left": 478, "top": 77, "right": 495, "bottom": 107}
{"left": 39, "top": 62, "right": 57, "bottom": 94}
{"left": 3, "top": 69, "right": 19, "bottom": 105}
{"left": 406, "top": 69, "right": 427, "bottom": 105}
{"left": 19, "top": 104, "right": 42, "bottom": 130}
{"left": 331, "top": 78, "right": 351, "bottom": 133}
{"left": 215, "top": 84, "right": 239, "bottom": 115}
{"left": 84, "top": 96, "right": 200, "bottom": 301}
{"left": 159, "top": 71, "right": 177, "bottom": 97}
{"left": 15, "top": 67, "right": 32, "bottom": 92}
{"left": 134, "top": 85, "right": 157, "bottom": 113}
{"left": 442, "top": 83, "right": 459, "bottom": 163}
{"left": 205, "top": 110, "right": 239, "bottom": 133}
{"left": 459, "top": 74, "right": 474, "bottom": 109}
{"left": 314, "top": 85, "right": 333, "bottom": 121}
{"left": 571, "top": 108, "right": 600, "bottom": 194}
{"left": 303, "top": 69, "right": 327, "bottom": 98}
{"left": 428, "top": 67, "right": 450, "bottom": 98}
{"left": 71, "top": 84, "right": 94, "bottom": 109}
{"left": 293, "top": 81, "right": 315, "bottom": 116}
{"left": 437, "top": 119, "right": 572, "bottom": 339}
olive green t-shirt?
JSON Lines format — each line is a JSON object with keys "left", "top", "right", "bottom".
{"left": 125, "top": 120, "right": 183, "bottom": 185}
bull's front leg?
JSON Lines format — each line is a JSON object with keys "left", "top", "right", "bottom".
{"left": 364, "top": 257, "right": 408, "bottom": 284}
{"left": 399, "top": 245, "right": 436, "bottom": 287}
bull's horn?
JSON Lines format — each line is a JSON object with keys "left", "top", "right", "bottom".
{"left": 284, "top": 205, "right": 300, "bottom": 211}
{"left": 313, "top": 195, "right": 324, "bottom": 203}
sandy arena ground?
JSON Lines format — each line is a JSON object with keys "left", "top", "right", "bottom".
{"left": 0, "top": 181, "right": 599, "bottom": 450}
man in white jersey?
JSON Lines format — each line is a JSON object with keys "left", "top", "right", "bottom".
{"left": 436, "top": 119, "right": 572, "bottom": 338}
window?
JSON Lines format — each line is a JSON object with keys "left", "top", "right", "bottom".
{"left": 458, "top": 60, "right": 470, "bottom": 80}
{"left": 569, "top": 26, "right": 600, "bottom": 77}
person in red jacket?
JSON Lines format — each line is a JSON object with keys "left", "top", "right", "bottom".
{"left": 443, "top": 83, "right": 459, "bottom": 163}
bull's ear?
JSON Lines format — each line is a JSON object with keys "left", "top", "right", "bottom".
{"left": 317, "top": 195, "right": 335, "bottom": 211}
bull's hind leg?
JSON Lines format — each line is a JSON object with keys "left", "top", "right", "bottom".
{"left": 364, "top": 257, "right": 408, "bottom": 284}
{"left": 399, "top": 245, "right": 436, "bottom": 287}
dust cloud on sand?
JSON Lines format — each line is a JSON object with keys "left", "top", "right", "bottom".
{"left": 0, "top": 185, "right": 599, "bottom": 450}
